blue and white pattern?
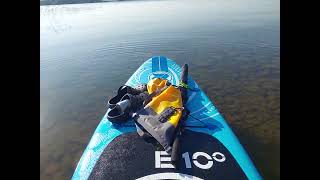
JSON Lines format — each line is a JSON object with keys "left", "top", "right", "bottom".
{"left": 72, "top": 56, "right": 262, "bottom": 180}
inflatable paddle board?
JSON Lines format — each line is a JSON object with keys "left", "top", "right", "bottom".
{"left": 72, "top": 56, "right": 262, "bottom": 180}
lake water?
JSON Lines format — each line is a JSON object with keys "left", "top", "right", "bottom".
{"left": 40, "top": 0, "right": 280, "bottom": 179}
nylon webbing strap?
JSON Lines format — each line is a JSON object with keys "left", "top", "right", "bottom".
{"left": 178, "top": 81, "right": 200, "bottom": 92}
{"left": 143, "top": 85, "right": 169, "bottom": 106}
{"left": 179, "top": 81, "right": 189, "bottom": 89}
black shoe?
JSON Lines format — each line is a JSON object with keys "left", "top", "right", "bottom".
{"left": 107, "top": 92, "right": 149, "bottom": 124}
{"left": 107, "top": 99, "right": 132, "bottom": 124}
{"left": 108, "top": 84, "right": 147, "bottom": 109}
{"left": 120, "top": 92, "right": 149, "bottom": 111}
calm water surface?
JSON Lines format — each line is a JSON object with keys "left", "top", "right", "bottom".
{"left": 40, "top": 0, "right": 279, "bottom": 179}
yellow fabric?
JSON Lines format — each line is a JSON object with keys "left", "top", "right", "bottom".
{"left": 146, "top": 78, "right": 183, "bottom": 127}
{"left": 147, "top": 78, "right": 168, "bottom": 94}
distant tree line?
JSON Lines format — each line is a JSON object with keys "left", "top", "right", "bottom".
{"left": 40, "top": 0, "right": 115, "bottom": 6}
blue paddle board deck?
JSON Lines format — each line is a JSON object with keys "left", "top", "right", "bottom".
{"left": 72, "top": 56, "right": 262, "bottom": 180}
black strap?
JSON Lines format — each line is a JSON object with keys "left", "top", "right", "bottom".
{"left": 158, "top": 107, "right": 176, "bottom": 123}
{"left": 143, "top": 85, "right": 169, "bottom": 106}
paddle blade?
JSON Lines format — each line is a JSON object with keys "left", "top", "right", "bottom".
{"left": 171, "top": 135, "right": 181, "bottom": 168}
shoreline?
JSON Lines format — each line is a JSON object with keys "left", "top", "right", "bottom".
{"left": 40, "top": 0, "right": 151, "bottom": 6}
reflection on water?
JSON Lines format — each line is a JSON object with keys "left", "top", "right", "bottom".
{"left": 40, "top": 0, "right": 279, "bottom": 179}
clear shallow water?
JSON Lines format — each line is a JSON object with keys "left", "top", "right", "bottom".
{"left": 40, "top": 0, "right": 279, "bottom": 179}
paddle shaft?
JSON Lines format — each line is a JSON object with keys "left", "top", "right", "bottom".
{"left": 171, "top": 64, "right": 188, "bottom": 168}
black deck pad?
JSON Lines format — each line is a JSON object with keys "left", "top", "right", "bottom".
{"left": 89, "top": 130, "right": 247, "bottom": 180}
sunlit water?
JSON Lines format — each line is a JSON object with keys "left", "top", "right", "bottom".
{"left": 40, "top": 0, "right": 279, "bottom": 179}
